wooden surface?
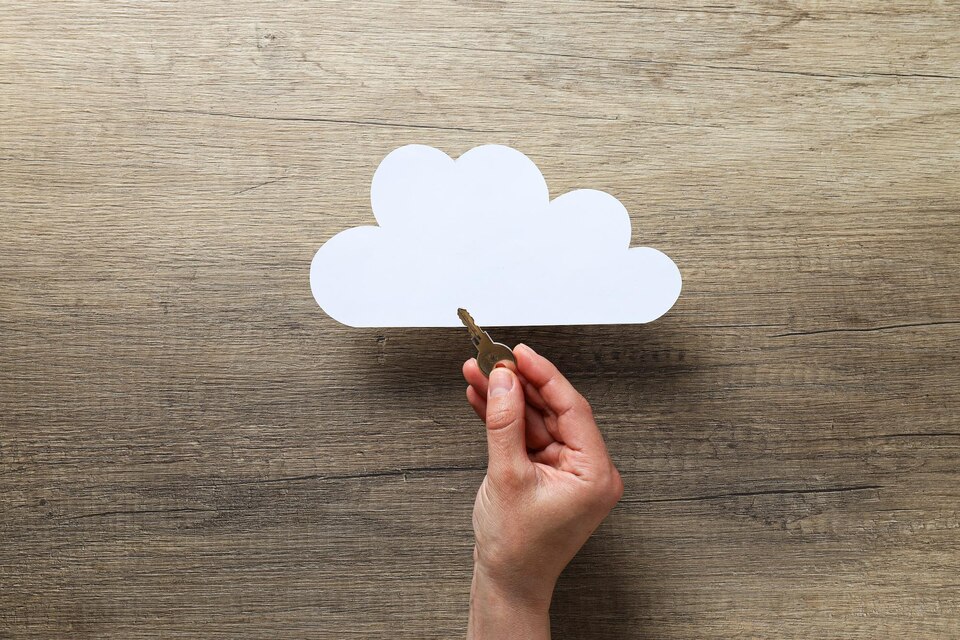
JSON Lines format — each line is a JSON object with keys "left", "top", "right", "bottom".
{"left": 2, "top": 2, "right": 959, "bottom": 638}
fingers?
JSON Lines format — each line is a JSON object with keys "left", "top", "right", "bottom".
{"left": 466, "top": 384, "right": 486, "bottom": 421}
{"left": 513, "top": 344, "right": 582, "bottom": 416}
{"left": 464, "top": 358, "right": 554, "bottom": 449}
{"left": 463, "top": 358, "right": 489, "bottom": 396}
{"left": 464, "top": 358, "right": 520, "bottom": 397}
{"left": 483, "top": 367, "right": 532, "bottom": 484}
{"left": 522, "top": 405, "right": 554, "bottom": 450}
{"left": 528, "top": 441, "right": 564, "bottom": 467}
{"left": 514, "top": 344, "right": 606, "bottom": 453}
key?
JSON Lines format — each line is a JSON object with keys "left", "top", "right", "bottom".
{"left": 457, "top": 308, "right": 516, "bottom": 377}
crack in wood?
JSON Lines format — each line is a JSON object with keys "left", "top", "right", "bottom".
{"left": 62, "top": 507, "right": 219, "bottom": 521}
{"left": 143, "top": 108, "right": 500, "bottom": 134}
{"left": 221, "top": 465, "right": 487, "bottom": 486}
{"left": 232, "top": 176, "right": 289, "bottom": 196}
{"left": 771, "top": 320, "right": 960, "bottom": 338}
{"left": 434, "top": 44, "right": 960, "bottom": 81}
{"left": 624, "top": 484, "right": 884, "bottom": 504}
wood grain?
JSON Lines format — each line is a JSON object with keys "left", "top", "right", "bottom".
{"left": 2, "top": 1, "right": 959, "bottom": 638}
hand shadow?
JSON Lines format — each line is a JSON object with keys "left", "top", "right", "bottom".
{"left": 351, "top": 314, "right": 697, "bottom": 391}
{"left": 549, "top": 521, "right": 654, "bottom": 640}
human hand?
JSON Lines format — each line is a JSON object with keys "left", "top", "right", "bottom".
{"left": 463, "top": 344, "right": 623, "bottom": 639}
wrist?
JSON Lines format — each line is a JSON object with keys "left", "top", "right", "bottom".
{"left": 469, "top": 565, "right": 552, "bottom": 640}
{"left": 471, "top": 560, "right": 555, "bottom": 616}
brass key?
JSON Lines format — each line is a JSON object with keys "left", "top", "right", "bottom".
{"left": 457, "top": 308, "right": 516, "bottom": 376}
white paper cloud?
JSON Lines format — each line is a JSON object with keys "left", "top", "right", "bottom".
{"left": 310, "top": 144, "right": 681, "bottom": 327}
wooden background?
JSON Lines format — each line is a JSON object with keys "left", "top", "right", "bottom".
{"left": 2, "top": 1, "right": 959, "bottom": 638}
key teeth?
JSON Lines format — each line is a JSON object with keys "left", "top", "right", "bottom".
{"left": 458, "top": 308, "right": 481, "bottom": 335}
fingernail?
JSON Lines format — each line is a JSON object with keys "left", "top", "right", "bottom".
{"left": 488, "top": 367, "right": 514, "bottom": 398}
{"left": 494, "top": 360, "right": 517, "bottom": 374}
{"left": 517, "top": 343, "right": 536, "bottom": 355}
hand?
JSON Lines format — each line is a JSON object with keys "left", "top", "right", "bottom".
{"left": 463, "top": 343, "right": 623, "bottom": 639}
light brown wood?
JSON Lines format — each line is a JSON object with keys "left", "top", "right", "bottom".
{"left": 2, "top": 2, "right": 959, "bottom": 638}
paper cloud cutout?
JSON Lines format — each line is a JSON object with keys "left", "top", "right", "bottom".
{"left": 310, "top": 144, "right": 681, "bottom": 327}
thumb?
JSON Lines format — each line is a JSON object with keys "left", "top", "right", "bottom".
{"left": 484, "top": 366, "right": 529, "bottom": 484}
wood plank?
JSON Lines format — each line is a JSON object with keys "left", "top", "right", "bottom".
{"left": 2, "top": 1, "right": 958, "bottom": 637}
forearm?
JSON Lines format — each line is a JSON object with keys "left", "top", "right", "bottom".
{"left": 467, "top": 565, "right": 551, "bottom": 640}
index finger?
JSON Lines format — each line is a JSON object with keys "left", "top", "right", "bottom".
{"left": 513, "top": 343, "right": 605, "bottom": 453}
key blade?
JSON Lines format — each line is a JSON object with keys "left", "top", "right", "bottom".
{"left": 458, "top": 309, "right": 516, "bottom": 376}
{"left": 457, "top": 308, "right": 486, "bottom": 343}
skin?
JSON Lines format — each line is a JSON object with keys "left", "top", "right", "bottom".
{"left": 463, "top": 343, "right": 624, "bottom": 640}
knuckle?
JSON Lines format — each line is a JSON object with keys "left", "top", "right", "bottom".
{"left": 575, "top": 395, "right": 594, "bottom": 418}
{"left": 610, "top": 469, "right": 624, "bottom": 502}
{"left": 485, "top": 405, "right": 519, "bottom": 431}
{"left": 591, "top": 466, "right": 623, "bottom": 506}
